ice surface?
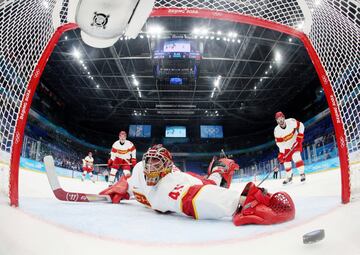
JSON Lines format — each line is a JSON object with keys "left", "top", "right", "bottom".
{"left": 0, "top": 167, "right": 360, "bottom": 255}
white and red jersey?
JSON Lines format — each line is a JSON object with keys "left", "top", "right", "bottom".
{"left": 110, "top": 140, "right": 136, "bottom": 162}
{"left": 126, "top": 162, "right": 241, "bottom": 220}
{"left": 83, "top": 156, "right": 94, "bottom": 167}
{"left": 274, "top": 118, "right": 304, "bottom": 153}
{"left": 82, "top": 156, "right": 94, "bottom": 172}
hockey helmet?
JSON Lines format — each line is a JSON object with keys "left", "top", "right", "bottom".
{"left": 275, "top": 111, "right": 285, "bottom": 120}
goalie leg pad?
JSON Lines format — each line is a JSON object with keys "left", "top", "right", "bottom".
{"left": 233, "top": 183, "right": 295, "bottom": 226}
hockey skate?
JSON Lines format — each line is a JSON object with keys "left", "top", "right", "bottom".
{"left": 300, "top": 173, "right": 306, "bottom": 182}
{"left": 283, "top": 173, "right": 293, "bottom": 185}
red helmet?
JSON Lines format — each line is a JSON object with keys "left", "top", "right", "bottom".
{"left": 275, "top": 111, "right": 285, "bottom": 120}
{"left": 142, "top": 144, "right": 173, "bottom": 186}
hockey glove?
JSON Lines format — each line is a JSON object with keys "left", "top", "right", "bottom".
{"left": 208, "top": 158, "right": 239, "bottom": 188}
{"left": 131, "top": 158, "right": 137, "bottom": 167}
{"left": 277, "top": 153, "right": 285, "bottom": 164}
{"left": 99, "top": 176, "right": 129, "bottom": 203}
{"left": 107, "top": 159, "right": 113, "bottom": 168}
{"left": 296, "top": 134, "right": 304, "bottom": 151}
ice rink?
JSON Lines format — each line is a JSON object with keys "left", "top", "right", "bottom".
{"left": 1, "top": 165, "right": 360, "bottom": 255}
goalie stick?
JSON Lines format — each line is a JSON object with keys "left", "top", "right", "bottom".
{"left": 44, "top": 155, "right": 111, "bottom": 202}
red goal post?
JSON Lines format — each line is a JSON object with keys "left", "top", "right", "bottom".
{"left": 0, "top": 0, "right": 359, "bottom": 206}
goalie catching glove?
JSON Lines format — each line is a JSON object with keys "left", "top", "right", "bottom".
{"left": 233, "top": 182, "right": 295, "bottom": 226}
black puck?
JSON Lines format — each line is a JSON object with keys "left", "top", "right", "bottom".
{"left": 303, "top": 229, "right": 325, "bottom": 244}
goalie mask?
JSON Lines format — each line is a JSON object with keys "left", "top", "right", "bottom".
{"left": 142, "top": 144, "right": 173, "bottom": 186}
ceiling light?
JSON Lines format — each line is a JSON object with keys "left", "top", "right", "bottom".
{"left": 133, "top": 80, "right": 139, "bottom": 86}
{"left": 275, "top": 51, "right": 282, "bottom": 63}
{"left": 200, "top": 29, "right": 208, "bottom": 35}
{"left": 228, "top": 32, "right": 237, "bottom": 38}
{"left": 217, "top": 31, "right": 222, "bottom": 35}
{"left": 288, "top": 38, "right": 292, "bottom": 42}
{"left": 96, "top": 85, "right": 99, "bottom": 88}
{"left": 140, "top": 35, "right": 144, "bottom": 39}
{"left": 65, "top": 36, "right": 68, "bottom": 40}
{"left": 73, "top": 49, "right": 81, "bottom": 59}
{"left": 192, "top": 28, "right": 200, "bottom": 35}
{"left": 148, "top": 25, "right": 163, "bottom": 35}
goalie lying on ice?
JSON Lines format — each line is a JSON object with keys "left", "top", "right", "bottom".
{"left": 100, "top": 144, "right": 295, "bottom": 226}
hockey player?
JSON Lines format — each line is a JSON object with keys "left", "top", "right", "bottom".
{"left": 100, "top": 144, "right": 295, "bottom": 226}
{"left": 82, "top": 151, "right": 95, "bottom": 182}
{"left": 274, "top": 112, "right": 306, "bottom": 184}
{"left": 107, "top": 131, "right": 137, "bottom": 184}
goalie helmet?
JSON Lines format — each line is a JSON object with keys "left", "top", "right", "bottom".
{"left": 142, "top": 144, "right": 173, "bottom": 186}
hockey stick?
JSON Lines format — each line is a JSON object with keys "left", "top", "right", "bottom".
{"left": 94, "top": 164, "right": 108, "bottom": 167}
{"left": 220, "top": 149, "right": 228, "bottom": 158}
{"left": 257, "top": 166, "right": 279, "bottom": 187}
{"left": 280, "top": 141, "right": 299, "bottom": 164}
{"left": 44, "top": 155, "right": 111, "bottom": 202}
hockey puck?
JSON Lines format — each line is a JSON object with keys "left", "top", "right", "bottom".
{"left": 302, "top": 229, "right": 325, "bottom": 244}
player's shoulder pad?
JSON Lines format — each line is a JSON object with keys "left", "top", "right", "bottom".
{"left": 112, "top": 140, "right": 119, "bottom": 147}
{"left": 274, "top": 125, "right": 280, "bottom": 134}
{"left": 287, "top": 118, "right": 296, "bottom": 122}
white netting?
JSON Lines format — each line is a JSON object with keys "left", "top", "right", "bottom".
{"left": 0, "top": 0, "right": 359, "bottom": 203}
{"left": 154, "top": 0, "right": 360, "bottom": 198}
{"left": 0, "top": 0, "right": 67, "bottom": 198}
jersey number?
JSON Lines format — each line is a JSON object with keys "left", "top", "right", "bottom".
{"left": 168, "top": 185, "right": 184, "bottom": 200}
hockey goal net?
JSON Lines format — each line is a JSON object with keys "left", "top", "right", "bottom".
{"left": 0, "top": 0, "right": 359, "bottom": 206}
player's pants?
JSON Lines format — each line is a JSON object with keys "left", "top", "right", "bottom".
{"left": 182, "top": 184, "right": 241, "bottom": 219}
{"left": 284, "top": 151, "right": 305, "bottom": 178}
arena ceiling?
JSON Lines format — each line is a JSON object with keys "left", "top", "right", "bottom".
{"left": 37, "top": 16, "right": 325, "bottom": 144}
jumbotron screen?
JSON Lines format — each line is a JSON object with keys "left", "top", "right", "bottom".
{"left": 163, "top": 39, "right": 191, "bottom": 53}
{"left": 165, "top": 126, "right": 187, "bottom": 138}
{"left": 153, "top": 39, "right": 201, "bottom": 59}
{"left": 129, "top": 125, "right": 151, "bottom": 138}
{"left": 200, "top": 125, "right": 223, "bottom": 138}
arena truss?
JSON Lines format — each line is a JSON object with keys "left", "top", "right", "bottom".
{"left": 0, "top": 0, "right": 359, "bottom": 206}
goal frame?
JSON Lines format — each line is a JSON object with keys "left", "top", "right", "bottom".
{"left": 8, "top": 7, "right": 351, "bottom": 206}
